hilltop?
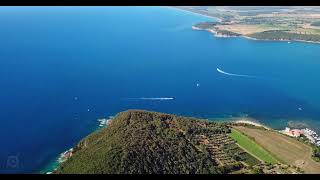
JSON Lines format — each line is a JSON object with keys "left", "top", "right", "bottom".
{"left": 55, "top": 110, "right": 306, "bottom": 174}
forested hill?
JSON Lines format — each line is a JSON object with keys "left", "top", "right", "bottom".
{"left": 55, "top": 110, "right": 257, "bottom": 174}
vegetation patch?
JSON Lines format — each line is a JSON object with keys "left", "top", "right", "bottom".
{"left": 55, "top": 110, "right": 246, "bottom": 174}
{"left": 54, "top": 110, "right": 310, "bottom": 174}
{"left": 312, "top": 146, "right": 320, "bottom": 162}
{"left": 229, "top": 129, "right": 278, "bottom": 164}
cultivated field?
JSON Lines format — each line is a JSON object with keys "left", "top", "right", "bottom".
{"left": 229, "top": 129, "right": 278, "bottom": 164}
{"left": 214, "top": 24, "right": 283, "bottom": 35}
{"left": 234, "top": 126, "right": 320, "bottom": 174}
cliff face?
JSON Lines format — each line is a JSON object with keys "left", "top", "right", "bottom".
{"left": 55, "top": 110, "right": 245, "bottom": 174}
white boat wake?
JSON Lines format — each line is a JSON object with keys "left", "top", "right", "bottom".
{"left": 216, "top": 68, "right": 256, "bottom": 78}
{"left": 124, "top": 97, "right": 175, "bottom": 101}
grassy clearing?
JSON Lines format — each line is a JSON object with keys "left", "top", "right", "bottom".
{"left": 258, "top": 24, "right": 290, "bottom": 31}
{"left": 229, "top": 129, "right": 278, "bottom": 164}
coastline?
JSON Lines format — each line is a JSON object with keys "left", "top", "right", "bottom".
{"left": 42, "top": 111, "right": 320, "bottom": 174}
{"left": 233, "top": 119, "right": 271, "bottom": 130}
{"left": 176, "top": 7, "right": 320, "bottom": 45}
{"left": 207, "top": 115, "right": 272, "bottom": 130}
{"left": 41, "top": 116, "right": 114, "bottom": 174}
{"left": 192, "top": 26, "right": 240, "bottom": 38}
{"left": 241, "top": 35, "right": 320, "bottom": 45}
{"left": 4, "top": 6, "right": 320, "bottom": 174}
{"left": 166, "top": 6, "right": 222, "bottom": 22}
{"left": 192, "top": 25, "right": 320, "bottom": 44}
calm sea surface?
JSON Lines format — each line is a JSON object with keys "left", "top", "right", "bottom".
{"left": 1, "top": 6, "right": 320, "bottom": 173}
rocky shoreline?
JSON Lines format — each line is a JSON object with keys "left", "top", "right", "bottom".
{"left": 242, "top": 35, "right": 320, "bottom": 45}
{"left": 192, "top": 25, "right": 320, "bottom": 44}
{"left": 43, "top": 116, "right": 114, "bottom": 174}
{"left": 192, "top": 26, "right": 240, "bottom": 38}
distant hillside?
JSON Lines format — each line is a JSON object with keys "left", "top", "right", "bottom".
{"left": 55, "top": 110, "right": 296, "bottom": 174}
{"left": 179, "top": 6, "right": 320, "bottom": 44}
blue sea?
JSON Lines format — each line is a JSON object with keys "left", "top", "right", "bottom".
{"left": 1, "top": 6, "right": 320, "bottom": 173}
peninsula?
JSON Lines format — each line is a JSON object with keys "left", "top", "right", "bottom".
{"left": 54, "top": 110, "right": 320, "bottom": 174}
{"left": 175, "top": 6, "right": 320, "bottom": 44}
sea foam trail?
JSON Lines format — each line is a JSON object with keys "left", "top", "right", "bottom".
{"left": 217, "top": 68, "right": 257, "bottom": 78}
{"left": 123, "top": 97, "right": 175, "bottom": 100}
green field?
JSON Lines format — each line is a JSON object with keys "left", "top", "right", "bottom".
{"left": 229, "top": 129, "right": 278, "bottom": 164}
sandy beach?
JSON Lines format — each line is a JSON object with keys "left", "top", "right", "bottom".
{"left": 233, "top": 119, "right": 271, "bottom": 130}
{"left": 166, "top": 6, "right": 222, "bottom": 22}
